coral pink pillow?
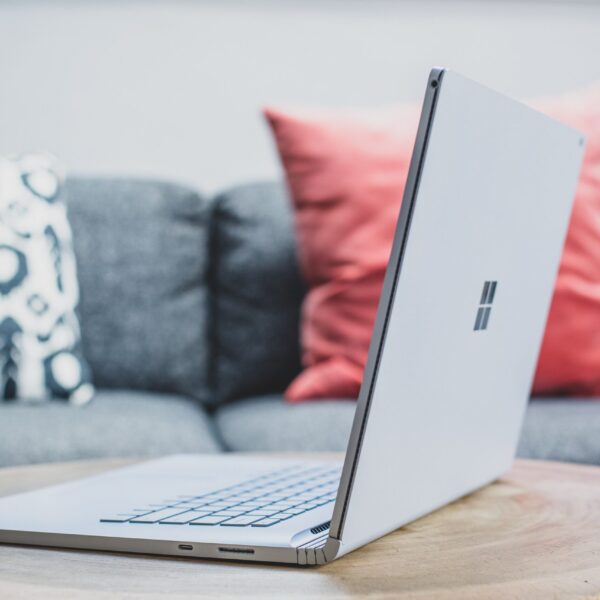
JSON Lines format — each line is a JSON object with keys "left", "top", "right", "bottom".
{"left": 266, "top": 86, "right": 600, "bottom": 402}
{"left": 264, "top": 105, "right": 419, "bottom": 401}
{"left": 532, "top": 87, "right": 600, "bottom": 396}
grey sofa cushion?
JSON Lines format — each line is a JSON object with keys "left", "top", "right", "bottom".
{"left": 215, "top": 395, "right": 600, "bottom": 465}
{"left": 65, "top": 178, "right": 210, "bottom": 402}
{"left": 214, "top": 395, "right": 356, "bottom": 452}
{"left": 517, "top": 399, "right": 600, "bottom": 465}
{"left": 210, "top": 182, "right": 305, "bottom": 405}
{"left": 0, "top": 390, "right": 221, "bottom": 467}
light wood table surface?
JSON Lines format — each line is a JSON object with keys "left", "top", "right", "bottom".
{"left": 0, "top": 456, "right": 599, "bottom": 599}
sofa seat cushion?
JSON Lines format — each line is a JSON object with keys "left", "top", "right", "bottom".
{"left": 0, "top": 390, "right": 221, "bottom": 467}
{"left": 216, "top": 396, "right": 600, "bottom": 465}
{"left": 214, "top": 395, "right": 355, "bottom": 452}
{"left": 517, "top": 399, "right": 600, "bottom": 465}
{"left": 65, "top": 178, "right": 211, "bottom": 402}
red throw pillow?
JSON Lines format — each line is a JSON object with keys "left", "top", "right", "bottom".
{"left": 265, "top": 86, "right": 600, "bottom": 402}
{"left": 264, "top": 105, "right": 419, "bottom": 401}
{"left": 532, "top": 87, "right": 600, "bottom": 396}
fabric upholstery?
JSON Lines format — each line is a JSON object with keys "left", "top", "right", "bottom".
{"left": 210, "top": 182, "right": 305, "bottom": 405}
{"left": 0, "top": 390, "right": 221, "bottom": 467}
{"left": 264, "top": 106, "right": 419, "bottom": 401}
{"left": 215, "top": 395, "right": 600, "bottom": 465}
{"left": 65, "top": 178, "right": 211, "bottom": 402}
{"left": 214, "top": 394, "right": 356, "bottom": 452}
{"left": 517, "top": 399, "right": 600, "bottom": 465}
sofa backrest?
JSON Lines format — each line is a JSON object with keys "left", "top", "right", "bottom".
{"left": 209, "top": 181, "right": 305, "bottom": 405}
{"left": 65, "top": 177, "right": 211, "bottom": 403}
{"left": 66, "top": 177, "right": 304, "bottom": 406}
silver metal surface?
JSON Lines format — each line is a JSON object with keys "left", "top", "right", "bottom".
{"left": 0, "top": 455, "right": 340, "bottom": 564}
{"left": 328, "top": 68, "right": 584, "bottom": 559}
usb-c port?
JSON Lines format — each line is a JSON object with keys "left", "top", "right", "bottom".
{"left": 178, "top": 544, "right": 194, "bottom": 551}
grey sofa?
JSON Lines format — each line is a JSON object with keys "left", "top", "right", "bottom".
{"left": 1, "top": 178, "right": 599, "bottom": 467}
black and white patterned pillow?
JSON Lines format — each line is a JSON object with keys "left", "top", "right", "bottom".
{"left": 0, "top": 154, "right": 94, "bottom": 405}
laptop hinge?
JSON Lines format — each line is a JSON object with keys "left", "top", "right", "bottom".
{"left": 296, "top": 535, "right": 341, "bottom": 565}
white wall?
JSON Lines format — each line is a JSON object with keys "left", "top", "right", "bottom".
{"left": 1, "top": 0, "right": 599, "bottom": 193}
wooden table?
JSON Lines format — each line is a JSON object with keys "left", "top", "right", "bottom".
{"left": 0, "top": 457, "right": 599, "bottom": 599}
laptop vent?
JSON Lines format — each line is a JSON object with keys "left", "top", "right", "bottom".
{"left": 310, "top": 521, "right": 331, "bottom": 535}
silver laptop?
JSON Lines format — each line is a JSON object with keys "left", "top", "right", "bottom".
{"left": 0, "top": 68, "right": 584, "bottom": 565}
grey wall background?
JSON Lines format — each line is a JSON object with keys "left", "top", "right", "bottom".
{"left": 1, "top": 0, "right": 599, "bottom": 193}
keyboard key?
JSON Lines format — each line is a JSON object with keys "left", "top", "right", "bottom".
{"left": 271, "top": 512, "right": 295, "bottom": 521}
{"left": 233, "top": 495, "right": 260, "bottom": 502}
{"left": 251, "top": 518, "right": 282, "bottom": 527}
{"left": 320, "top": 490, "right": 338, "bottom": 497}
{"left": 280, "top": 507, "right": 305, "bottom": 515}
{"left": 288, "top": 493, "right": 319, "bottom": 501}
{"left": 205, "top": 502, "right": 239, "bottom": 510}
{"left": 244, "top": 508, "right": 282, "bottom": 517}
{"left": 160, "top": 511, "right": 208, "bottom": 524}
{"left": 130, "top": 509, "right": 190, "bottom": 523}
{"left": 209, "top": 510, "right": 248, "bottom": 517}
{"left": 221, "top": 515, "right": 264, "bottom": 526}
{"left": 265, "top": 502, "right": 298, "bottom": 510}
{"left": 100, "top": 514, "right": 138, "bottom": 523}
{"left": 190, "top": 515, "right": 233, "bottom": 525}
{"left": 254, "top": 485, "right": 281, "bottom": 493}
{"left": 314, "top": 498, "right": 333, "bottom": 506}
{"left": 205, "top": 500, "right": 233, "bottom": 506}
{"left": 235, "top": 501, "right": 265, "bottom": 509}
{"left": 196, "top": 496, "right": 224, "bottom": 503}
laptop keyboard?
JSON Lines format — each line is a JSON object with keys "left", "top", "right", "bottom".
{"left": 100, "top": 465, "right": 341, "bottom": 528}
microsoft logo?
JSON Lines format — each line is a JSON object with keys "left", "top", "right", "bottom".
{"left": 474, "top": 281, "right": 497, "bottom": 331}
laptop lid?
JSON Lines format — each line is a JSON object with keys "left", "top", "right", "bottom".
{"left": 320, "top": 68, "right": 585, "bottom": 562}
